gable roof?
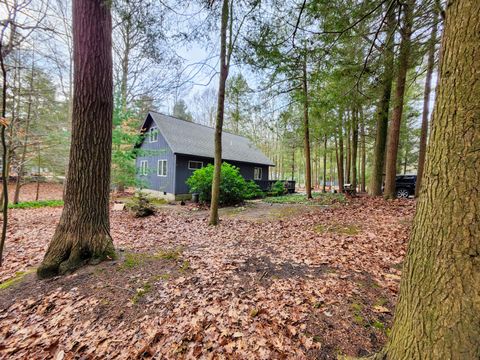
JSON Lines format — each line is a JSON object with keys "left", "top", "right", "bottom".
{"left": 140, "top": 111, "right": 274, "bottom": 166}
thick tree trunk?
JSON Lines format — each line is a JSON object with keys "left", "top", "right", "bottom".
{"left": 384, "top": 0, "right": 415, "bottom": 198}
{"left": 369, "top": 3, "right": 396, "bottom": 196}
{"left": 351, "top": 109, "right": 358, "bottom": 192}
{"left": 302, "top": 59, "right": 312, "bottom": 199}
{"left": 384, "top": 0, "right": 480, "bottom": 357}
{"left": 37, "top": 0, "right": 114, "bottom": 278}
{"left": 209, "top": 0, "right": 229, "bottom": 226}
{"left": 415, "top": 7, "right": 438, "bottom": 198}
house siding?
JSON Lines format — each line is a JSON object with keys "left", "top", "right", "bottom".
{"left": 136, "top": 115, "right": 175, "bottom": 194}
{"left": 175, "top": 154, "right": 269, "bottom": 195}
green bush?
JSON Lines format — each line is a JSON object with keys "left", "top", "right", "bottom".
{"left": 244, "top": 180, "right": 265, "bottom": 200}
{"left": 268, "top": 180, "right": 288, "bottom": 196}
{"left": 187, "top": 163, "right": 262, "bottom": 205}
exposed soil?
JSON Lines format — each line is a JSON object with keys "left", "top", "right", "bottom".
{"left": 0, "top": 196, "right": 415, "bottom": 359}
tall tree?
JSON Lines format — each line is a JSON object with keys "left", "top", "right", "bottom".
{"left": 383, "top": 0, "right": 415, "bottom": 198}
{"left": 302, "top": 56, "right": 312, "bottom": 199}
{"left": 415, "top": 3, "right": 438, "bottom": 197}
{"left": 38, "top": 0, "right": 114, "bottom": 277}
{"left": 369, "top": 2, "right": 396, "bottom": 196}
{"left": 382, "top": 0, "right": 480, "bottom": 357}
{"left": 209, "top": 0, "right": 230, "bottom": 226}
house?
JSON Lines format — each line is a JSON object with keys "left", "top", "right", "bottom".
{"left": 135, "top": 111, "right": 276, "bottom": 201}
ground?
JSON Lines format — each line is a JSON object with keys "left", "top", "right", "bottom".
{"left": 0, "top": 184, "right": 415, "bottom": 359}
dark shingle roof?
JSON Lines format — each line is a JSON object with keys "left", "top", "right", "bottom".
{"left": 143, "top": 112, "right": 274, "bottom": 166}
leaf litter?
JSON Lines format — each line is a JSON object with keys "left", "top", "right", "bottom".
{"left": 0, "top": 196, "right": 415, "bottom": 359}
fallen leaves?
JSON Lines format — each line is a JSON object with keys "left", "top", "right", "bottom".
{"left": 0, "top": 196, "right": 415, "bottom": 359}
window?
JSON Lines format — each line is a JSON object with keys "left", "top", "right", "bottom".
{"left": 188, "top": 160, "right": 203, "bottom": 170}
{"left": 157, "top": 160, "right": 167, "bottom": 177}
{"left": 254, "top": 167, "right": 262, "bottom": 180}
{"left": 149, "top": 127, "right": 158, "bottom": 142}
{"left": 140, "top": 160, "right": 148, "bottom": 176}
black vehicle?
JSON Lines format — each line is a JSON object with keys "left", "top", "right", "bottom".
{"left": 394, "top": 175, "right": 417, "bottom": 198}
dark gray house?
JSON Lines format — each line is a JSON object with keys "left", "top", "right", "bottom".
{"left": 135, "top": 111, "right": 275, "bottom": 200}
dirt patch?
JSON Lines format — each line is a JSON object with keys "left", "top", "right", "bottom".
{"left": 237, "top": 255, "right": 330, "bottom": 281}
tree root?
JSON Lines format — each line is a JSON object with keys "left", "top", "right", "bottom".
{"left": 37, "top": 231, "right": 115, "bottom": 279}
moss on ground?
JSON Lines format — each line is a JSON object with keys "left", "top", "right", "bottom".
{"left": 0, "top": 269, "right": 35, "bottom": 290}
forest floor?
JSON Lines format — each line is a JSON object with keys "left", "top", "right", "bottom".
{"left": 0, "top": 193, "right": 415, "bottom": 359}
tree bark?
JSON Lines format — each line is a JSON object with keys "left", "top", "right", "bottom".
{"left": 384, "top": 0, "right": 480, "bottom": 357}
{"left": 415, "top": 5, "right": 438, "bottom": 198}
{"left": 0, "top": 36, "right": 9, "bottom": 266}
{"left": 322, "top": 134, "right": 327, "bottom": 192}
{"left": 384, "top": 0, "right": 415, "bottom": 199}
{"left": 360, "top": 112, "right": 366, "bottom": 192}
{"left": 351, "top": 109, "right": 358, "bottom": 192}
{"left": 209, "top": 0, "right": 229, "bottom": 225}
{"left": 13, "top": 56, "right": 35, "bottom": 204}
{"left": 302, "top": 58, "right": 312, "bottom": 199}
{"left": 37, "top": 0, "right": 114, "bottom": 278}
{"left": 369, "top": 2, "right": 396, "bottom": 196}
{"left": 346, "top": 114, "right": 351, "bottom": 184}
{"left": 336, "top": 111, "right": 344, "bottom": 193}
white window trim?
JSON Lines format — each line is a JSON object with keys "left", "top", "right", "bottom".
{"left": 188, "top": 160, "right": 203, "bottom": 170}
{"left": 149, "top": 127, "right": 158, "bottom": 143}
{"left": 254, "top": 167, "right": 262, "bottom": 180}
{"left": 140, "top": 160, "right": 148, "bottom": 176}
{"left": 157, "top": 159, "right": 167, "bottom": 177}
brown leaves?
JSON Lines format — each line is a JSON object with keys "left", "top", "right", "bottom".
{"left": 0, "top": 195, "right": 415, "bottom": 358}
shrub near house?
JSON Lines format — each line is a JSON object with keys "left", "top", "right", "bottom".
{"left": 186, "top": 163, "right": 263, "bottom": 205}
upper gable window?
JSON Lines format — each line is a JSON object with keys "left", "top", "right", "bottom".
{"left": 254, "top": 167, "right": 262, "bottom": 180}
{"left": 149, "top": 127, "right": 158, "bottom": 143}
{"left": 188, "top": 161, "right": 203, "bottom": 170}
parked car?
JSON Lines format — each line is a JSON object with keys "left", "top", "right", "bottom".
{"left": 394, "top": 175, "right": 417, "bottom": 198}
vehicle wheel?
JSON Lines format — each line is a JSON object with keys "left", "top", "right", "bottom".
{"left": 396, "top": 188, "right": 410, "bottom": 198}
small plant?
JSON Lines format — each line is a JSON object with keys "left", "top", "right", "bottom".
{"left": 179, "top": 260, "right": 190, "bottom": 272}
{"left": 131, "top": 282, "right": 152, "bottom": 304}
{"left": 268, "top": 180, "right": 288, "bottom": 196}
{"left": 244, "top": 180, "right": 265, "bottom": 200}
{"left": 125, "top": 193, "right": 155, "bottom": 217}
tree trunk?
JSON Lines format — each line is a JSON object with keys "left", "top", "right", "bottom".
{"left": 369, "top": 2, "right": 396, "bottom": 196}
{"left": 13, "top": 56, "right": 35, "bottom": 204}
{"left": 351, "top": 109, "right": 358, "bottom": 192}
{"left": 384, "top": 0, "right": 480, "bottom": 357}
{"left": 322, "top": 134, "right": 327, "bottom": 192}
{"left": 302, "top": 58, "right": 312, "bottom": 199}
{"left": 37, "top": 0, "right": 114, "bottom": 278}
{"left": 291, "top": 146, "right": 295, "bottom": 181}
{"left": 415, "top": 6, "right": 438, "bottom": 198}
{"left": 384, "top": 0, "right": 415, "bottom": 199}
{"left": 336, "top": 113, "right": 344, "bottom": 193}
{"left": 360, "top": 112, "right": 366, "bottom": 192}
{"left": 0, "top": 39, "right": 9, "bottom": 265}
{"left": 209, "top": 0, "right": 229, "bottom": 226}
{"left": 346, "top": 115, "right": 351, "bottom": 184}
